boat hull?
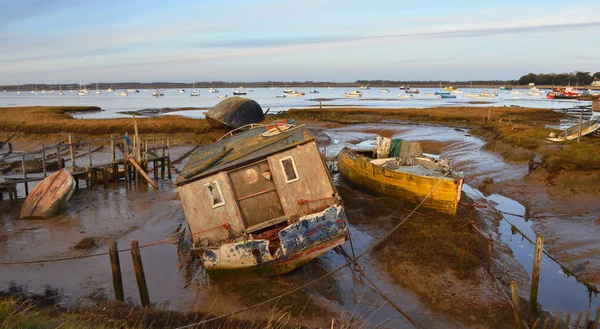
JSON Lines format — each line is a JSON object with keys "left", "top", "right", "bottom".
{"left": 201, "top": 204, "right": 348, "bottom": 276}
{"left": 337, "top": 149, "right": 463, "bottom": 215}
{"left": 20, "top": 169, "right": 76, "bottom": 219}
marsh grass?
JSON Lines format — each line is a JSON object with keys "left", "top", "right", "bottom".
{"left": 0, "top": 106, "right": 210, "bottom": 135}
{"left": 543, "top": 142, "right": 600, "bottom": 172}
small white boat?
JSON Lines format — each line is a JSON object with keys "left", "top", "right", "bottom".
{"left": 77, "top": 90, "right": 86, "bottom": 96}
{"left": 95, "top": 82, "right": 101, "bottom": 94}
{"left": 120, "top": 91, "right": 128, "bottom": 97}
{"left": 381, "top": 89, "right": 390, "bottom": 93}
{"left": 284, "top": 90, "right": 306, "bottom": 97}
{"left": 49, "top": 90, "right": 55, "bottom": 94}
{"left": 465, "top": 93, "right": 479, "bottom": 98}
{"left": 423, "top": 92, "right": 435, "bottom": 96}
{"left": 479, "top": 90, "right": 497, "bottom": 98}
{"left": 233, "top": 90, "right": 246, "bottom": 95}
{"left": 451, "top": 90, "right": 463, "bottom": 94}
{"left": 107, "top": 87, "right": 114, "bottom": 92}
{"left": 216, "top": 94, "right": 227, "bottom": 98}
{"left": 176, "top": 89, "right": 186, "bottom": 94}
{"left": 275, "top": 95, "right": 285, "bottom": 98}
{"left": 127, "top": 89, "right": 140, "bottom": 93}
{"left": 208, "top": 88, "right": 219, "bottom": 93}
{"left": 344, "top": 90, "right": 362, "bottom": 98}
{"left": 399, "top": 94, "right": 413, "bottom": 98}
{"left": 309, "top": 89, "right": 319, "bottom": 93}
{"left": 59, "top": 91, "right": 64, "bottom": 95}
{"left": 359, "top": 85, "right": 370, "bottom": 90}
{"left": 511, "top": 90, "right": 524, "bottom": 95}
{"left": 283, "top": 89, "right": 294, "bottom": 94}
{"left": 190, "top": 91, "right": 199, "bottom": 97}
{"left": 152, "top": 89, "right": 164, "bottom": 97}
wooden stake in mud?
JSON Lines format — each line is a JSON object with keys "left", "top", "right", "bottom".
{"left": 130, "top": 240, "right": 150, "bottom": 307}
{"left": 41, "top": 144, "right": 47, "bottom": 177}
{"left": 56, "top": 146, "right": 62, "bottom": 170}
{"left": 510, "top": 281, "right": 523, "bottom": 329}
{"left": 109, "top": 240, "right": 124, "bottom": 301}
{"left": 529, "top": 235, "right": 543, "bottom": 326}
{"left": 166, "top": 137, "right": 172, "bottom": 179}
{"left": 88, "top": 142, "right": 93, "bottom": 166}
{"left": 68, "top": 135, "right": 75, "bottom": 172}
{"left": 112, "top": 163, "right": 119, "bottom": 185}
{"left": 21, "top": 155, "right": 28, "bottom": 196}
{"left": 102, "top": 167, "right": 109, "bottom": 188}
{"left": 110, "top": 134, "right": 116, "bottom": 163}
{"left": 133, "top": 115, "right": 141, "bottom": 163}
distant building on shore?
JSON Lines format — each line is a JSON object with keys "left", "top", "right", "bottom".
{"left": 592, "top": 79, "right": 600, "bottom": 87}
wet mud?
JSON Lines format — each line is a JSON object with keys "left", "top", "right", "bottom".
{"left": 0, "top": 122, "right": 598, "bottom": 327}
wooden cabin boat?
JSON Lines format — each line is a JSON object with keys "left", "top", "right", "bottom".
{"left": 337, "top": 138, "right": 464, "bottom": 215}
{"left": 20, "top": 169, "right": 76, "bottom": 219}
{"left": 205, "top": 97, "right": 265, "bottom": 129}
{"left": 176, "top": 123, "right": 349, "bottom": 276}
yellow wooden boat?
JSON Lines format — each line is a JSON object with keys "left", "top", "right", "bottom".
{"left": 337, "top": 147, "right": 464, "bottom": 215}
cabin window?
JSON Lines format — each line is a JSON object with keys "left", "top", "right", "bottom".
{"left": 280, "top": 156, "right": 299, "bottom": 183}
{"left": 205, "top": 181, "right": 225, "bottom": 208}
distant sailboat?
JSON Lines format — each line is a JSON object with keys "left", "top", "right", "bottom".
{"left": 95, "top": 82, "right": 101, "bottom": 94}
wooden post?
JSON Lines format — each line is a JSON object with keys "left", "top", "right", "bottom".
{"left": 160, "top": 158, "right": 165, "bottom": 179}
{"left": 85, "top": 166, "right": 90, "bottom": 189}
{"left": 542, "top": 318, "right": 549, "bottom": 329}
{"left": 88, "top": 142, "right": 92, "bottom": 166}
{"left": 166, "top": 137, "right": 172, "bottom": 179}
{"left": 123, "top": 137, "right": 129, "bottom": 156}
{"left": 102, "top": 167, "right": 109, "bottom": 188}
{"left": 488, "top": 108, "right": 491, "bottom": 123}
{"left": 578, "top": 107, "right": 584, "bottom": 143}
{"left": 529, "top": 236, "right": 543, "bottom": 326}
{"left": 41, "top": 144, "right": 47, "bottom": 177}
{"left": 112, "top": 163, "right": 119, "bottom": 185}
{"left": 68, "top": 135, "right": 75, "bottom": 172}
{"left": 125, "top": 161, "right": 130, "bottom": 182}
{"left": 21, "top": 155, "right": 28, "bottom": 196}
{"left": 162, "top": 139, "right": 165, "bottom": 157}
{"left": 153, "top": 159, "right": 158, "bottom": 180}
{"left": 109, "top": 241, "right": 124, "bottom": 301}
{"left": 565, "top": 313, "right": 572, "bottom": 328}
{"left": 510, "top": 281, "right": 523, "bottom": 329}
{"left": 110, "top": 134, "right": 116, "bottom": 163}
{"left": 144, "top": 139, "right": 148, "bottom": 163}
{"left": 133, "top": 115, "right": 141, "bottom": 163}
{"left": 130, "top": 240, "right": 150, "bottom": 307}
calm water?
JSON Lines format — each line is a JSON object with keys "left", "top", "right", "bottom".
{"left": 0, "top": 87, "right": 589, "bottom": 119}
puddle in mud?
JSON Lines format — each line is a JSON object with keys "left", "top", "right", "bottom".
{"left": 464, "top": 185, "right": 600, "bottom": 314}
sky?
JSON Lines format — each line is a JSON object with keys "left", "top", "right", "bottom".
{"left": 1, "top": 0, "right": 599, "bottom": 84}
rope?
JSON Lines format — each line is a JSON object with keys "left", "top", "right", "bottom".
{"left": 174, "top": 172, "right": 449, "bottom": 329}
{"left": 0, "top": 223, "right": 229, "bottom": 266}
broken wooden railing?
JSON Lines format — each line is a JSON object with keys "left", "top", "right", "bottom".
{"left": 1, "top": 134, "right": 172, "bottom": 199}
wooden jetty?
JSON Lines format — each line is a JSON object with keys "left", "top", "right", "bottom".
{"left": 0, "top": 133, "right": 172, "bottom": 201}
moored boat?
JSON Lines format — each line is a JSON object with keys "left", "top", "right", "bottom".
{"left": 176, "top": 123, "right": 348, "bottom": 276}
{"left": 20, "top": 169, "right": 76, "bottom": 219}
{"left": 233, "top": 90, "right": 247, "bottom": 95}
{"left": 337, "top": 140, "right": 463, "bottom": 215}
{"left": 399, "top": 94, "right": 413, "bottom": 98}
{"left": 439, "top": 94, "right": 457, "bottom": 99}
{"left": 283, "top": 90, "right": 305, "bottom": 97}
{"left": 309, "top": 89, "right": 319, "bottom": 93}
{"left": 344, "top": 90, "right": 362, "bottom": 98}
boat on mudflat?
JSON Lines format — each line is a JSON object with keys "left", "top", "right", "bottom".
{"left": 547, "top": 115, "right": 600, "bottom": 142}
{"left": 205, "top": 97, "right": 264, "bottom": 129}
{"left": 176, "top": 123, "right": 348, "bottom": 276}
{"left": 20, "top": 169, "right": 76, "bottom": 219}
{"left": 337, "top": 138, "right": 464, "bottom": 215}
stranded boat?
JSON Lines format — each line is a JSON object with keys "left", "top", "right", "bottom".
{"left": 337, "top": 137, "right": 464, "bottom": 215}
{"left": 547, "top": 113, "right": 600, "bottom": 142}
{"left": 20, "top": 169, "right": 76, "bottom": 219}
{"left": 176, "top": 123, "right": 349, "bottom": 276}
{"left": 205, "top": 97, "right": 264, "bottom": 129}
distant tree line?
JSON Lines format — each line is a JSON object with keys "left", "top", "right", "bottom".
{"left": 517, "top": 71, "right": 600, "bottom": 86}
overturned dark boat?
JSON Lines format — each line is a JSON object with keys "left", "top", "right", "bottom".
{"left": 205, "top": 97, "right": 265, "bottom": 129}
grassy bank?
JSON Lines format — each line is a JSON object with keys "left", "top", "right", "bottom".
{"left": 277, "top": 106, "right": 565, "bottom": 125}
{"left": 0, "top": 106, "right": 210, "bottom": 135}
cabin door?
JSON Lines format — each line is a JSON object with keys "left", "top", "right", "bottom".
{"left": 229, "top": 161, "right": 285, "bottom": 229}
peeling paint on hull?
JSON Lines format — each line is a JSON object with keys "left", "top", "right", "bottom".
{"left": 202, "top": 205, "right": 348, "bottom": 276}
{"left": 338, "top": 148, "right": 463, "bottom": 215}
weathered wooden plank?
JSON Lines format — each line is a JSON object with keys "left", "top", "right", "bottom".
{"left": 530, "top": 236, "right": 544, "bottom": 325}
{"left": 511, "top": 281, "right": 523, "bottom": 329}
